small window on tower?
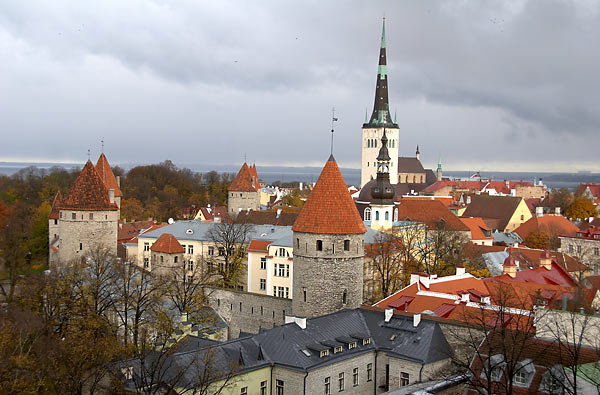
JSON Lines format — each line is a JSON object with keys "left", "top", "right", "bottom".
{"left": 72, "top": 213, "right": 76, "bottom": 220}
{"left": 344, "top": 240, "right": 350, "bottom": 251}
{"left": 316, "top": 240, "right": 323, "bottom": 251}
{"left": 79, "top": 243, "right": 82, "bottom": 250}
{"left": 89, "top": 213, "right": 93, "bottom": 220}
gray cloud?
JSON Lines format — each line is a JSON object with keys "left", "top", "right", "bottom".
{"left": 0, "top": 0, "right": 599, "bottom": 172}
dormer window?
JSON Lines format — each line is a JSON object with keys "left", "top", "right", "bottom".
{"left": 320, "top": 349, "right": 329, "bottom": 358}
{"left": 334, "top": 346, "right": 343, "bottom": 354}
{"left": 348, "top": 341, "right": 357, "bottom": 349}
{"left": 362, "top": 338, "right": 371, "bottom": 345}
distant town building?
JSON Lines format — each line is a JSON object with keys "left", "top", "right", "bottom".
{"left": 227, "top": 162, "right": 260, "bottom": 216}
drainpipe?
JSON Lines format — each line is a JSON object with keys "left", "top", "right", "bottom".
{"left": 374, "top": 350, "right": 378, "bottom": 394}
{"left": 303, "top": 370, "right": 309, "bottom": 395}
{"left": 270, "top": 362, "right": 273, "bottom": 395}
{"left": 419, "top": 362, "right": 425, "bottom": 382}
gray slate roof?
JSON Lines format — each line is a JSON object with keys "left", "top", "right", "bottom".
{"left": 397, "top": 157, "right": 426, "bottom": 173}
{"left": 142, "top": 220, "right": 292, "bottom": 243}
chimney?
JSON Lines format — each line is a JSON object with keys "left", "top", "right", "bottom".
{"left": 555, "top": 207, "right": 561, "bottom": 215}
{"left": 410, "top": 273, "right": 420, "bottom": 285}
{"left": 385, "top": 308, "right": 394, "bottom": 323}
{"left": 285, "top": 315, "right": 295, "bottom": 324}
{"left": 413, "top": 313, "right": 421, "bottom": 327}
{"left": 116, "top": 175, "right": 121, "bottom": 188}
{"left": 276, "top": 209, "right": 282, "bottom": 218}
{"left": 536, "top": 206, "right": 544, "bottom": 217}
{"left": 299, "top": 182, "right": 303, "bottom": 191}
{"left": 456, "top": 266, "right": 466, "bottom": 276}
{"left": 540, "top": 250, "right": 552, "bottom": 270}
{"left": 419, "top": 274, "right": 430, "bottom": 289}
{"left": 466, "top": 195, "right": 471, "bottom": 204}
{"left": 295, "top": 316, "right": 307, "bottom": 329}
{"left": 108, "top": 189, "right": 115, "bottom": 204}
{"left": 460, "top": 292, "right": 470, "bottom": 303}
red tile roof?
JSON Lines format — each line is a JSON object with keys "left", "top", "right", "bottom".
{"left": 247, "top": 240, "right": 273, "bottom": 253}
{"left": 513, "top": 214, "right": 578, "bottom": 241}
{"left": 293, "top": 156, "right": 366, "bottom": 234}
{"left": 150, "top": 233, "right": 184, "bottom": 254}
{"left": 118, "top": 220, "right": 156, "bottom": 242}
{"left": 577, "top": 182, "right": 600, "bottom": 198}
{"left": 229, "top": 163, "right": 260, "bottom": 192}
{"left": 460, "top": 217, "right": 493, "bottom": 240}
{"left": 59, "top": 161, "right": 119, "bottom": 211}
{"left": 487, "top": 261, "right": 577, "bottom": 287}
{"left": 95, "top": 153, "right": 123, "bottom": 197}
{"left": 396, "top": 200, "right": 470, "bottom": 231}
{"left": 49, "top": 191, "right": 62, "bottom": 220}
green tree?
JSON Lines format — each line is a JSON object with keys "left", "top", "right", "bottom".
{"left": 566, "top": 197, "right": 597, "bottom": 221}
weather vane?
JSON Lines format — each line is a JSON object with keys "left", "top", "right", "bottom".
{"left": 87, "top": 149, "right": 91, "bottom": 161}
{"left": 101, "top": 137, "right": 104, "bottom": 154}
{"left": 330, "top": 107, "right": 338, "bottom": 155}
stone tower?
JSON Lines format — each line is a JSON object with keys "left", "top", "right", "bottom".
{"left": 361, "top": 18, "right": 400, "bottom": 187}
{"left": 369, "top": 131, "right": 397, "bottom": 230}
{"left": 228, "top": 163, "right": 260, "bottom": 216}
{"left": 292, "top": 155, "right": 367, "bottom": 318}
{"left": 56, "top": 161, "right": 119, "bottom": 265}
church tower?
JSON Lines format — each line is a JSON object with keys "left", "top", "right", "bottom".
{"left": 292, "top": 155, "right": 367, "bottom": 318}
{"left": 369, "top": 131, "right": 396, "bottom": 230}
{"left": 361, "top": 18, "right": 400, "bottom": 187}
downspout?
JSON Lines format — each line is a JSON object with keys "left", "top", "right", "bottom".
{"left": 419, "top": 362, "right": 425, "bottom": 383}
{"left": 303, "top": 370, "right": 309, "bottom": 395}
{"left": 270, "top": 362, "right": 273, "bottom": 395}
{"left": 374, "top": 350, "right": 378, "bottom": 394}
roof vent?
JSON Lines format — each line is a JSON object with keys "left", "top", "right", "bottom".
{"left": 168, "top": 218, "right": 175, "bottom": 224}
{"left": 185, "top": 229, "right": 194, "bottom": 235}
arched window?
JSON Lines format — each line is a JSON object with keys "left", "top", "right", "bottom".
{"left": 374, "top": 139, "right": 378, "bottom": 148}
{"left": 364, "top": 207, "right": 371, "bottom": 221}
{"left": 367, "top": 139, "right": 371, "bottom": 148}
{"left": 375, "top": 211, "right": 380, "bottom": 221}
{"left": 385, "top": 211, "right": 389, "bottom": 221}
{"left": 413, "top": 175, "right": 416, "bottom": 183}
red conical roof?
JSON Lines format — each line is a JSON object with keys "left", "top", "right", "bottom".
{"left": 229, "top": 162, "right": 260, "bottom": 192}
{"left": 59, "top": 161, "right": 119, "bottom": 211}
{"left": 293, "top": 155, "right": 366, "bottom": 234}
{"left": 95, "top": 153, "right": 123, "bottom": 197}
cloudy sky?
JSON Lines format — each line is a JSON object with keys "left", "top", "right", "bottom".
{"left": 1, "top": 0, "right": 599, "bottom": 172}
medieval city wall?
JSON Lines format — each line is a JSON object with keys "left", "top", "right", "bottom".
{"left": 205, "top": 287, "right": 292, "bottom": 339}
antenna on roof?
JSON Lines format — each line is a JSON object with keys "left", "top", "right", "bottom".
{"left": 330, "top": 107, "right": 338, "bottom": 155}
{"left": 101, "top": 137, "right": 104, "bottom": 154}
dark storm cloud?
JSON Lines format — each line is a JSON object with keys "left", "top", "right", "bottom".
{"left": 0, "top": 0, "right": 599, "bottom": 171}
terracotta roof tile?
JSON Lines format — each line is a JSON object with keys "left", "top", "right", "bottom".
{"left": 247, "top": 240, "right": 273, "bottom": 253}
{"left": 513, "top": 214, "right": 578, "bottom": 240}
{"left": 293, "top": 155, "right": 366, "bottom": 234}
{"left": 396, "top": 200, "right": 470, "bottom": 231}
{"left": 49, "top": 191, "right": 62, "bottom": 219}
{"left": 460, "top": 217, "right": 493, "bottom": 240}
{"left": 229, "top": 163, "right": 260, "bottom": 192}
{"left": 95, "top": 153, "right": 123, "bottom": 197}
{"left": 150, "top": 233, "right": 184, "bottom": 253}
{"left": 59, "top": 161, "right": 118, "bottom": 211}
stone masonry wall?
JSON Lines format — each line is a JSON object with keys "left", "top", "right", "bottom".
{"left": 57, "top": 209, "right": 118, "bottom": 264}
{"left": 292, "top": 232, "right": 364, "bottom": 318}
{"left": 306, "top": 351, "right": 376, "bottom": 394}
{"left": 205, "top": 287, "right": 292, "bottom": 339}
{"left": 228, "top": 191, "right": 260, "bottom": 216}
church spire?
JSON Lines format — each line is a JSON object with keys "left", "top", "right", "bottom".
{"left": 367, "top": 18, "right": 396, "bottom": 127}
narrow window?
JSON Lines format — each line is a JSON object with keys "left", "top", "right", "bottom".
{"left": 401, "top": 372, "right": 409, "bottom": 386}
{"left": 385, "top": 211, "right": 389, "bottom": 221}
{"left": 375, "top": 211, "right": 379, "bottom": 221}
{"left": 342, "top": 289, "right": 347, "bottom": 304}
{"left": 188, "top": 245, "right": 194, "bottom": 254}
{"left": 276, "top": 379, "right": 284, "bottom": 395}
{"left": 79, "top": 242, "right": 82, "bottom": 251}
{"left": 241, "top": 387, "right": 247, "bottom": 395}
{"left": 353, "top": 367, "right": 359, "bottom": 386}
{"left": 367, "top": 363, "right": 372, "bottom": 381}
{"left": 54, "top": 219, "right": 58, "bottom": 225}
{"left": 188, "top": 261, "right": 193, "bottom": 271}
{"left": 143, "top": 257, "right": 149, "bottom": 268}
{"left": 297, "top": 238, "right": 300, "bottom": 248}
{"left": 338, "top": 372, "right": 344, "bottom": 391}
{"left": 260, "top": 279, "right": 266, "bottom": 290}
{"left": 344, "top": 240, "right": 350, "bottom": 251}
{"left": 89, "top": 213, "right": 93, "bottom": 220}
{"left": 72, "top": 212, "right": 76, "bottom": 220}
{"left": 260, "top": 381, "right": 267, "bottom": 395}
{"left": 316, "top": 240, "right": 323, "bottom": 251}
{"left": 303, "top": 287, "right": 307, "bottom": 302}
{"left": 325, "top": 377, "right": 331, "bottom": 395}
{"left": 364, "top": 208, "right": 371, "bottom": 221}
{"left": 260, "top": 257, "right": 266, "bottom": 270}
{"left": 174, "top": 256, "right": 178, "bottom": 263}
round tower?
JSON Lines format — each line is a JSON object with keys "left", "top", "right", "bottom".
{"left": 292, "top": 155, "right": 367, "bottom": 318}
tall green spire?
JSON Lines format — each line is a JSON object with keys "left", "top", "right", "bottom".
{"left": 437, "top": 156, "right": 443, "bottom": 172}
{"left": 366, "top": 17, "right": 396, "bottom": 127}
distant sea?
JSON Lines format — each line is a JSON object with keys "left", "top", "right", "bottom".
{"left": 1, "top": 161, "right": 598, "bottom": 191}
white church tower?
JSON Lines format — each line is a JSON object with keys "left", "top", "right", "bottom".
{"left": 361, "top": 18, "right": 400, "bottom": 188}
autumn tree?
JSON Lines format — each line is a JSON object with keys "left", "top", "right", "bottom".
{"left": 566, "top": 197, "right": 597, "bottom": 221}
{"left": 545, "top": 187, "right": 575, "bottom": 214}
{"left": 280, "top": 189, "right": 304, "bottom": 207}
{"left": 204, "top": 222, "right": 253, "bottom": 289}
{"left": 365, "top": 231, "right": 404, "bottom": 302}
{"left": 524, "top": 229, "right": 551, "bottom": 249}
{"left": 121, "top": 197, "right": 145, "bottom": 221}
